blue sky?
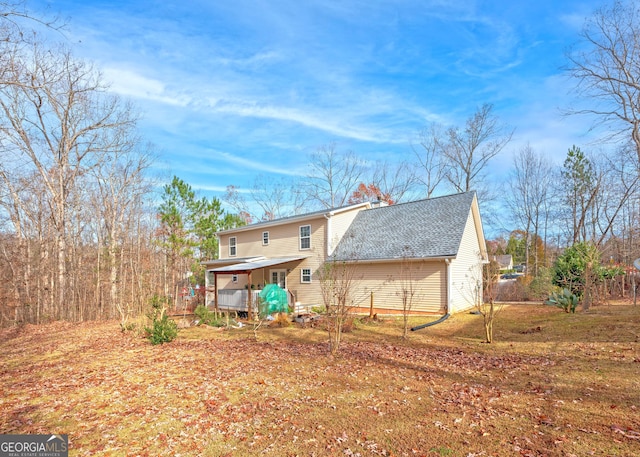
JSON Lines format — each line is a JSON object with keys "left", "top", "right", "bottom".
{"left": 30, "top": 0, "right": 606, "bottom": 206}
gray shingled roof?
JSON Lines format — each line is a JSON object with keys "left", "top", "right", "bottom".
{"left": 332, "top": 192, "right": 477, "bottom": 261}
{"left": 215, "top": 201, "right": 369, "bottom": 235}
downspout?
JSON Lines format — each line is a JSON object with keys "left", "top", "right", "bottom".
{"left": 411, "top": 258, "right": 451, "bottom": 331}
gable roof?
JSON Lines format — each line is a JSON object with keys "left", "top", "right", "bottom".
{"left": 495, "top": 254, "right": 513, "bottom": 268}
{"left": 215, "top": 201, "right": 371, "bottom": 235}
{"left": 331, "top": 192, "right": 483, "bottom": 261}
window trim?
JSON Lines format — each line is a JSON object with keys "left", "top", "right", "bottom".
{"left": 262, "top": 231, "right": 269, "bottom": 246}
{"left": 299, "top": 224, "right": 311, "bottom": 250}
{"left": 301, "top": 268, "right": 312, "bottom": 283}
{"left": 229, "top": 236, "right": 237, "bottom": 257}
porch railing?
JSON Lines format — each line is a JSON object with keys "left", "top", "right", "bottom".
{"left": 207, "top": 289, "right": 303, "bottom": 313}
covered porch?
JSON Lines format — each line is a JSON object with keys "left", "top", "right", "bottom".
{"left": 204, "top": 256, "right": 307, "bottom": 319}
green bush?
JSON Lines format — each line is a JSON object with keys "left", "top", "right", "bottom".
{"left": 551, "top": 242, "right": 599, "bottom": 297}
{"left": 545, "top": 288, "right": 579, "bottom": 313}
{"left": 145, "top": 296, "right": 178, "bottom": 345}
{"left": 194, "top": 305, "right": 224, "bottom": 327}
{"left": 311, "top": 305, "right": 326, "bottom": 314}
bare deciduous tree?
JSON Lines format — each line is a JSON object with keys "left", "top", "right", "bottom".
{"left": 591, "top": 143, "right": 640, "bottom": 247}
{"left": 396, "top": 246, "right": 420, "bottom": 339}
{"left": 317, "top": 241, "right": 363, "bottom": 355}
{"left": 224, "top": 184, "right": 252, "bottom": 223}
{"left": 567, "top": 0, "right": 640, "bottom": 164}
{"left": 444, "top": 103, "right": 513, "bottom": 194}
{"left": 225, "top": 176, "right": 307, "bottom": 222}
{"left": 1, "top": 1, "right": 62, "bottom": 89}
{"left": 318, "top": 258, "right": 358, "bottom": 355}
{"left": 412, "top": 122, "right": 448, "bottom": 198}
{"left": 90, "top": 141, "right": 155, "bottom": 318}
{"left": 0, "top": 42, "right": 142, "bottom": 320}
{"left": 478, "top": 257, "right": 502, "bottom": 343}
{"left": 249, "top": 175, "right": 307, "bottom": 220}
{"left": 507, "top": 144, "right": 555, "bottom": 276}
{"left": 412, "top": 105, "right": 512, "bottom": 204}
{"left": 305, "top": 142, "right": 364, "bottom": 209}
{"left": 369, "top": 160, "right": 416, "bottom": 204}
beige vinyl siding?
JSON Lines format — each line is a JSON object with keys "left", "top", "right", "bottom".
{"left": 218, "top": 273, "right": 255, "bottom": 291}
{"left": 449, "top": 209, "right": 483, "bottom": 313}
{"left": 210, "top": 258, "right": 448, "bottom": 314}
{"left": 326, "top": 209, "right": 365, "bottom": 255}
{"left": 217, "top": 205, "right": 368, "bottom": 260}
{"left": 349, "top": 261, "right": 446, "bottom": 313}
{"left": 210, "top": 259, "right": 316, "bottom": 293}
{"left": 218, "top": 216, "right": 328, "bottom": 259}
{"left": 287, "top": 257, "right": 325, "bottom": 306}
{"left": 214, "top": 208, "right": 367, "bottom": 308}
{"left": 289, "top": 261, "right": 446, "bottom": 313}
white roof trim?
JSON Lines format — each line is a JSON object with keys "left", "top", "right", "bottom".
{"left": 208, "top": 256, "right": 308, "bottom": 273}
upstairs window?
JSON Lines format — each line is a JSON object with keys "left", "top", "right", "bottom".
{"left": 299, "top": 225, "right": 311, "bottom": 250}
{"left": 262, "top": 231, "right": 269, "bottom": 246}
{"left": 229, "top": 236, "right": 237, "bottom": 257}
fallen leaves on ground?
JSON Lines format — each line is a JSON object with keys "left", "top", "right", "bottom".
{"left": 0, "top": 310, "right": 639, "bottom": 456}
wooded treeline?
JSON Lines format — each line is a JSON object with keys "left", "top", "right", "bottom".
{"left": 0, "top": 5, "right": 161, "bottom": 324}
{"left": 2, "top": 1, "right": 640, "bottom": 325}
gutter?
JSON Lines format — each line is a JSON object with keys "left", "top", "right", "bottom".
{"left": 334, "top": 255, "right": 456, "bottom": 265}
{"left": 411, "top": 258, "right": 451, "bottom": 331}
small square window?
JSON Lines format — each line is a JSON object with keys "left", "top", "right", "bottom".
{"left": 262, "top": 231, "right": 269, "bottom": 246}
{"left": 300, "top": 225, "right": 311, "bottom": 250}
{"left": 229, "top": 236, "right": 237, "bottom": 257}
{"left": 301, "top": 268, "right": 312, "bottom": 283}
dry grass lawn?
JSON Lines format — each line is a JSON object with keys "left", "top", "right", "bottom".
{"left": 1, "top": 303, "right": 639, "bottom": 456}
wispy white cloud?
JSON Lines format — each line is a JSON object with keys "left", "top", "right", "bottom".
{"left": 209, "top": 99, "right": 403, "bottom": 144}
{"left": 213, "top": 150, "right": 305, "bottom": 176}
{"left": 192, "top": 184, "right": 238, "bottom": 194}
{"left": 99, "top": 58, "right": 428, "bottom": 146}
{"left": 27, "top": 0, "right": 611, "bottom": 198}
{"left": 102, "top": 67, "right": 191, "bottom": 106}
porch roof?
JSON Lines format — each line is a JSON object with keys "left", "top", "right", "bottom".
{"left": 208, "top": 256, "right": 308, "bottom": 273}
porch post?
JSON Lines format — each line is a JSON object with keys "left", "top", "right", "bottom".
{"left": 214, "top": 272, "right": 219, "bottom": 313}
{"left": 247, "top": 270, "right": 253, "bottom": 320}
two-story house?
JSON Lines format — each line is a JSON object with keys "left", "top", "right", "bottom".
{"left": 203, "top": 191, "right": 488, "bottom": 316}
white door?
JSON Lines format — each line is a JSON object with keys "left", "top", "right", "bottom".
{"left": 270, "top": 269, "right": 287, "bottom": 289}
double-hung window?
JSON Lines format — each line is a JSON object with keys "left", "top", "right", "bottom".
{"left": 262, "top": 231, "right": 269, "bottom": 246}
{"left": 299, "top": 225, "right": 311, "bottom": 250}
{"left": 229, "top": 236, "right": 237, "bottom": 257}
{"left": 301, "top": 268, "right": 312, "bottom": 283}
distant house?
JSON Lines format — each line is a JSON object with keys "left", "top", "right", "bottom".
{"left": 494, "top": 254, "right": 513, "bottom": 271}
{"left": 203, "top": 191, "right": 488, "bottom": 315}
